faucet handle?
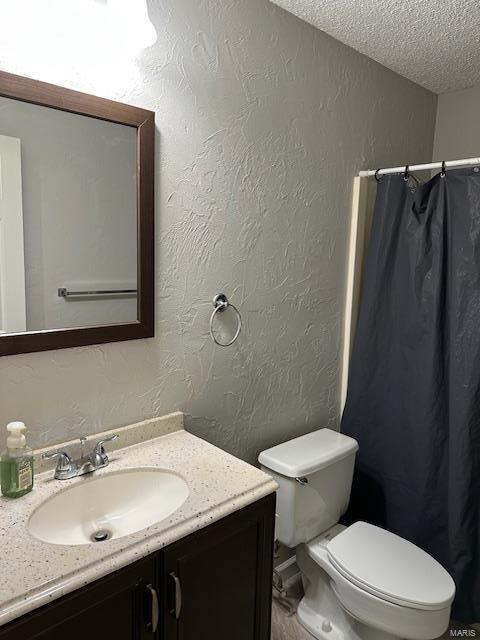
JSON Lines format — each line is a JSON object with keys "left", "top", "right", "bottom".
{"left": 93, "top": 434, "right": 119, "bottom": 457}
{"left": 79, "top": 436, "right": 87, "bottom": 458}
{"left": 42, "top": 450, "right": 72, "bottom": 472}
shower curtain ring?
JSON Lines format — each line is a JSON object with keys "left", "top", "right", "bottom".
{"left": 374, "top": 169, "right": 382, "bottom": 182}
{"left": 441, "top": 161, "right": 446, "bottom": 178}
{"left": 403, "top": 165, "right": 410, "bottom": 181}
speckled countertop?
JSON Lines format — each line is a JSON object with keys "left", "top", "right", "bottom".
{"left": 0, "top": 415, "right": 277, "bottom": 626}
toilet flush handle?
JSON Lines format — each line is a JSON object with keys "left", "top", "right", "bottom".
{"left": 295, "top": 476, "right": 308, "bottom": 486}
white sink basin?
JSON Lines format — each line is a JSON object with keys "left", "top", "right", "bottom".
{"left": 28, "top": 468, "right": 189, "bottom": 546}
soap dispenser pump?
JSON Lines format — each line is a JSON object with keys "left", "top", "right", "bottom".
{"left": 1, "top": 421, "right": 34, "bottom": 498}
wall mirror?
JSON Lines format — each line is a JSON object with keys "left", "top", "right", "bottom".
{"left": 0, "top": 71, "right": 154, "bottom": 356}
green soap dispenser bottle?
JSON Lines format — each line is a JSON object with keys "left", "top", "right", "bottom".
{"left": 1, "top": 421, "right": 34, "bottom": 498}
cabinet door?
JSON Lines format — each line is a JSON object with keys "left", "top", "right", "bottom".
{"left": 0, "top": 556, "right": 158, "bottom": 640}
{"left": 161, "top": 494, "right": 275, "bottom": 640}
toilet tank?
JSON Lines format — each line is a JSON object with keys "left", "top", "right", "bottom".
{"left": 258, "top": 429, "right": 358, "bottom": 548}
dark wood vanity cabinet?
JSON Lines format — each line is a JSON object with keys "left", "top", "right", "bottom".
{"left": 0, "top": 556, "right": 157, "bottom": 640}
{"left": 0, "top": 494, "right": 275, "bottom": 640}
{"left": 161, "top": 494, "right": 275, "bottom": 640}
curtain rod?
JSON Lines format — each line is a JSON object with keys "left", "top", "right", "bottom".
{"left": 359, "top": 157, "right": 480, "bottom": 178}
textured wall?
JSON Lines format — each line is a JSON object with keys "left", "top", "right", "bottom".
{"left": 0, "top": 0, "right": 437, "bottom": 462}
{"left": 433, "top": 84, "right": 480, "bottom": 160}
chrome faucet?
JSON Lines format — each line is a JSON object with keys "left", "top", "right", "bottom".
{"left": 43, "top": 434, "right": 119, "bottom": 480}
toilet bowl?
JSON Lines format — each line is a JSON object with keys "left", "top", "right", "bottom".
{"left": 258, "top": 429, "right": 455, "bottom": 640}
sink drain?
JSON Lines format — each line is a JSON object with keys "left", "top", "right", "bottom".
{"left": 91, "top": 529, "right": 112, "bottom": 542}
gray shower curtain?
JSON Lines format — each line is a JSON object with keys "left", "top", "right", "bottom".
{"left": 341, "top": 168, "right": 480, "bottom": 622}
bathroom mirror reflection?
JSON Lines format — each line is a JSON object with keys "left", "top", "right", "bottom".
{"left": 0, "top": 96, "right": 138, "bottom": 332}
{"left": 0, "top": 70, "right": 154, "bottom": 356}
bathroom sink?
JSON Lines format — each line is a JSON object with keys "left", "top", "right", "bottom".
{"left": 28, "top": 468, "right": 189, "bottom": 546}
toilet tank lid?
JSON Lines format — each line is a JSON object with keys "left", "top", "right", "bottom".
{"left": 258, "top": 429, "right": 358, "bottom": 478}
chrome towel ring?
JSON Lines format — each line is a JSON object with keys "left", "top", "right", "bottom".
{"left": 209, "top": 294, "right": 242, "bottom": 347}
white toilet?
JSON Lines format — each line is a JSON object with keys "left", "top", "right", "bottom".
{"left": 259, "top": 429, "right": 455, "bottom": 640}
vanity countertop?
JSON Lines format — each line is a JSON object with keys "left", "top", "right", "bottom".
{"left": 0, "top": 415, "right": 277, "bottom": 626}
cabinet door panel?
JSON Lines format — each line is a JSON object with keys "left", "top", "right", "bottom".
{"left": 0, "top": 557, "right": 157, "bottom": 640}
{"left": 162, "top": 494, "right": 275, "bottom": 640}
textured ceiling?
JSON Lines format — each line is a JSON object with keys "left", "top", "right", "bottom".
{"left": 270, "top": 0, "right": 480, "bottom": 94}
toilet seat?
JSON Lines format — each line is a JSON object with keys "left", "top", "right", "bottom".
{"left": 326, "top": 522, "right": 455, "bottom": 611}
{"left": 302, "top": 526, "right": 454, "bottom": 639}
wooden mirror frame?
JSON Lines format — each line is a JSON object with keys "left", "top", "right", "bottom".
{"left": 0, "top": 70, "right": 154, "bottom": 356}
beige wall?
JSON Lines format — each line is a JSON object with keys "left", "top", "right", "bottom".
{"left": 433, "top": 84, "right": 480, "bottom": 160}
{"left": 0, "top": 0, "right": 437, "bottom": 461}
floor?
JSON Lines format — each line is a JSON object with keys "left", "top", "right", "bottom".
{"left": 271, "top": 597, "right": 477, "bottom": 640}
{"left": 271, "top": 597, "right": 312, "bottom": 640}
